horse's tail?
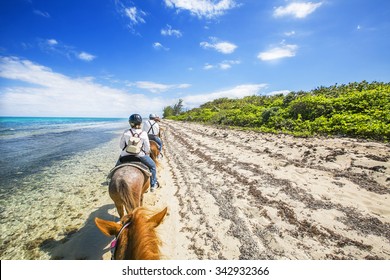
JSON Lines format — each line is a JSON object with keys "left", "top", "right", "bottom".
{"left": 150, "top": 152, "right": 160, "bottom": 168}
{"left": 117, "top": 178, "right": 138, "bottom": 213}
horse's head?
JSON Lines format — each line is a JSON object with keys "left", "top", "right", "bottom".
{"left": 95, "top": 207, "right": 167, "bottom": 260}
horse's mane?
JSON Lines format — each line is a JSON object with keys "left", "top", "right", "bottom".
{"left": 119, "top": 208, "right": 162, "bottom": 260}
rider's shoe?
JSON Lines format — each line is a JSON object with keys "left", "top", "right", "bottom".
{"left": 150, "top": 182, "right": 160, "bottom": 192}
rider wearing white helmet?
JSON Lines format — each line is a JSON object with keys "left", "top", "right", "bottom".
{"left": 142, "top": 113, "right": 163, "bottom": 153}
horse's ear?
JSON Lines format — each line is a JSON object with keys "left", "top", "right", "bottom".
{"left": 94, "top": 217, "right": 121, "bottom": 237}
{"left": 148, "top": 207, "right": 167, "bottom": 228}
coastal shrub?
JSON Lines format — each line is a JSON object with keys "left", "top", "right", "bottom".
{"left": 289, "top": 95, "right": 334, "bottom": 121}
{"left": 168, "top": 81, "right": 390, "bottom": 141}
{"left": 261, "top": 107, "right": 280, "bottom": 124}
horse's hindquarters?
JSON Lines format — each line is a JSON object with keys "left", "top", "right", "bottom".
{"left": 109, "top": 166, "right": 148, "bottom": 217}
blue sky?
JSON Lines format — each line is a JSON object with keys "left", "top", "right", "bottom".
{"left": 0, "top": 0, "right": 389, "bottom": 118}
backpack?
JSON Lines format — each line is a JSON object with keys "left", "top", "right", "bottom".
{"left": 125, "top": 130, "right": 144, "bottom": 155}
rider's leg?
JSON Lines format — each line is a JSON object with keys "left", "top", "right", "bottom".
{"left": 139, "top": 155, "right": 157, "bottom": 188}
{"left": 149, "top": 134, "right": 163, "bottom": 152}
{"left": 155, "top": 137, "right": 163, "bottom": 152}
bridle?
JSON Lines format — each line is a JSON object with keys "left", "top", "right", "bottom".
{"left": 110, "top": 221, "right": 132, "bottom": 260}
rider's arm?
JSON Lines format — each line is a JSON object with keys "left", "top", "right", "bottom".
{"left": 119, "top": 130, "right": 127, "bottom": 150}
{"left": 142, "top": 120, "right": 150, "bottom": 133}
{"left": 154, "top": 122, "right": 160, "bottom": 136}
{"left": 142, "top": 132, "right": 151, "bottom": 154}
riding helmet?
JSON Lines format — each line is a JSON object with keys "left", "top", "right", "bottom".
{"left": 129, "top": 114, "right": 143, "bottom": 125}
{"left": 149, "top": 113, "right": 157, "bottom": 119}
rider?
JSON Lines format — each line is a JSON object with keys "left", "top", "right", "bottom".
{"left": 142, "top": 113, "right": 163, "bottom": 153}
{"left": 119, "top": 114, "right": 159, "bottom": 192}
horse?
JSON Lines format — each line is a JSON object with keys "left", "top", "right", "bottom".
{"left": 95, "top": 207, "right": 167, "bottom": 260}
{"left": 108, "top": 164, "right": 150, "bottom": 218}
{"left": 108, "top": 137, "right": 162, "bottom": 218}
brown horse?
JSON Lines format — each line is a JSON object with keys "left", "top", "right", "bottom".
{"left": 108, "top": 165, "right": 150, "bottom": 218}
{"left": 109, "top": 138, "right": 161, "bottom": 218}
{"left": 95, "top": 207, "right": 167, "bottom": 260}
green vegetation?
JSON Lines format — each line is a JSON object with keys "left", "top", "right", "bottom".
{"left": 163, "top": 99, "right": 184, "bottom": 118}
{"left": 166, "top": 81, "right": 390, "bottom": 141}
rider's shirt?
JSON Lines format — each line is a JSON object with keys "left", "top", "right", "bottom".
{"left": 119, "top": 128, "right": 150, "bottom": 157}
{"left": 142, "top": 120, "right": 160, "bottom": 136}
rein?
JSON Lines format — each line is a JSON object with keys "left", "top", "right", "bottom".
{"left": 110, "top": 221, "right": 132, "bottom": 260}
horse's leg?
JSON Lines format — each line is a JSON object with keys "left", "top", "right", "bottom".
{"left": 109, "top": 188, "right": 125, "bottom": 218}
{"left": 141, "top": 178, "right": 150, "bottom": 206}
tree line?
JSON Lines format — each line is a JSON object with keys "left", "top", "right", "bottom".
{"left": 164, "top": 81, "right": 390, "bottom": 141}
{"left": 163, "top": 99, "right": 184, "bottom": 118}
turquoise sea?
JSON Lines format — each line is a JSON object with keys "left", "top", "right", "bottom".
{"left": 0, "top": 117, "right": 127, "bottom": 193}
{"left": 0, "top": 117, "right": 128, "bottom": 259}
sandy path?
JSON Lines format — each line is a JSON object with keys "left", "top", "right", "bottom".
{"left": 147, "top": 120, "right": 390, "bottom": 260}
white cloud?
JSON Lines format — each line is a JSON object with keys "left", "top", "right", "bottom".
{"left": 115, "top": 1, "right": 146, "bottom": 32}
{"left": 219, "top": 63, "right": 232, "bottom": 70}
{"left": 38, "top": 39, "right": 58, "bottom": 53}
{"left": 0, "top": 56, "right": 168, "bottom": 117}
{"left": 203, "top": 63, "right": 214, "bottom": 70}
{"left": 182, "top": 84, "right": 267, "bottom": 108}
{"left": 164, "top": 0, "right": 238, "bottom": 18}
{"left": 33, "top": 10, "right": 50, "bottom": 18}
{"left": 177, "top": 84, "right": 192, "bottom": 89}
{"left": 133, "top": 81, "right": 191, "bottom": 93}
{"left": 284, "top": 30, "right": 296, "bottom": 37}
{"left": 0, "top": 57, "right": 272, "bottom": 117}
{"left": 124, "top": 7, "right": 146, "bottom": 24}
{"left": 258, "top": 44, "right": 298, "bottom": 61}
{"left": 161, "top": 25, "right": 182, "bottom": 37}
{"left": 355, "top": 24, "right": 376, "bottom": 32}
{"left": 38, "top": 39, "right": 96, "bottom": 62}
{"left": 47, "top": 39, "right": 58, "bottom": 46}
{"left": 78, "top": 52, "right": 96, "bottom": 62}
{"left": 274, "top": 2, "right": 322, "bottom": 19}
{"left": 265, "top": 90, "right": 291, "bottom": 96}
{"left": 204, "top": 60, "right": 240, "bottom": 70}
{"left": 200, "top": 37, "right": 237, "bottom": 54}
{"left": 153, "top": 42, "right": 170, "bottom": 51}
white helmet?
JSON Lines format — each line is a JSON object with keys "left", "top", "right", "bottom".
{"left": 149, "top": 113, "right": 157, "bottom": 119}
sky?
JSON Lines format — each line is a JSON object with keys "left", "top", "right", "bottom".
{"left": 0, "top": 0, "right": 389, "bottom": 118}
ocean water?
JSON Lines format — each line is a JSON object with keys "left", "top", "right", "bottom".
{"left": 0, "top": 117, "right": 128, "bottom": 259}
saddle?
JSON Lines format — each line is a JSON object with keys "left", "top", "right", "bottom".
{"left": 107, "top": 157, "right": 151, "bottom": 180}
